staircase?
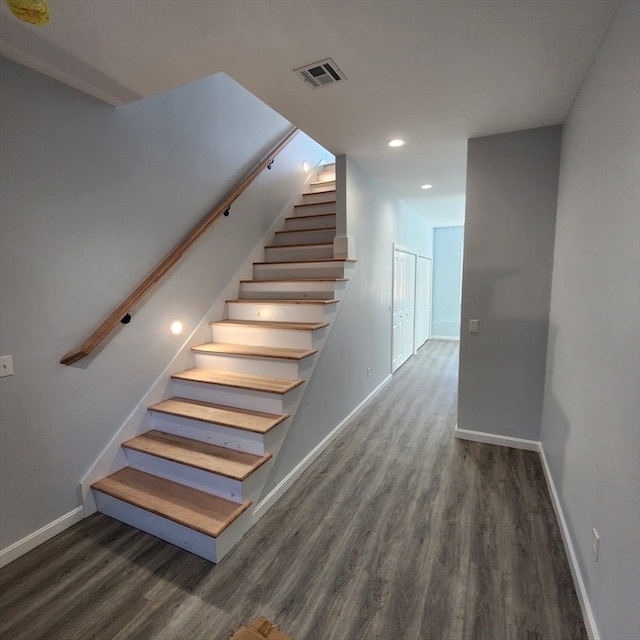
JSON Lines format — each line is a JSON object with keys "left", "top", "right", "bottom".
{"left": 91, "top": 164, "right": 352, "bottom": 562}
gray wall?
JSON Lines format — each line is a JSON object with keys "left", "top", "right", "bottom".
{"left": 0, "top": 58, "right": 328, "bottom": 550}
{"left": 458, "top": 126, "right": 561, "bottom": 441}
{"left": 540, "top": 2, "right": 640, "bottom": 638}
{"left": 262, "top": 155, "right": 432, "bottom": 495}
{"left": 432, "top": 226, "right": 464, "bottom": 338}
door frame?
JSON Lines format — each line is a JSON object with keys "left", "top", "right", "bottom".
{"left": 392, "top": 244, "right": 417, "bottom": 372}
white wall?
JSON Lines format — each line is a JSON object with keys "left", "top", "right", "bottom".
{"left": 418, "top": 194, "right": 466, "bottom": 228}
{"left": 458, "top": 125, "right": 562, "bottom": 442}
{"left": 540, "top": 2, "right": 640, "bottom": 638}
{"left": 432, "top": 226, "right": 464, "bottom": 338}
{"left": 261, "top": 155, "right": 432, "bottom": 496}
{"left": 0, "top": 58, "right": 328, "bottom": 552}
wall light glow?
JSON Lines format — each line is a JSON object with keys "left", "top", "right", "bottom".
{"left": 421, "top": 184, "right": 433, "bottom": 190}
{"left": 388, "top": 139, "right": 405, "bottom": 148}
{"left": 302, "top": 161, "right": 310, "bottom": 172}
{"left": 170, "top": 321, "right": 184, "bottom": 335}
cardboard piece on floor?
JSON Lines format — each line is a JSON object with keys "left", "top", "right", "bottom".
{"left": 230, "top": 616, "right": 293, "bottom": 640}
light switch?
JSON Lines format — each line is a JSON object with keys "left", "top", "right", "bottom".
{"left": 469, "top": 319, "right": 479, "bottom": 334}
{"left": 0, "top": 355, "right": 14, "bottom": 377}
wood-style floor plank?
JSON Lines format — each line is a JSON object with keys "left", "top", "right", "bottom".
{"left": 0, "top": 341, "right": 586, "bottom": 640}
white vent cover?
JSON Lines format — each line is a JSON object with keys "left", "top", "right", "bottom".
{"left": 294, "top": 58, "right": 347, "bottom": 89}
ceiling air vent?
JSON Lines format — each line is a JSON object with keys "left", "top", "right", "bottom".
{"left": 294, "top": 58, "right": 347, "bottom": 89}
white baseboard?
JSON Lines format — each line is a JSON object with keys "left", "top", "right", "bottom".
{"left": 454, "top": 425, "right": 539, "bottom": 451}
{"left": 430, "top": 335, "right": 460, "bottom": 341}
{"left": 539, "top": 445, "right": 599, "bottom": 640}
{"left": 253, "top": 375, "right": 393, "bottom": 521}
{"left": 0, "top": 506, "right": 84, "bottom": 568}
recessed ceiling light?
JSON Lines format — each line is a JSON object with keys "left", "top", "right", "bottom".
{"left": 421, "top": 184, "right": 433, "bottom": 190}
{"left": 302, "top": 162, "right": 310, "bottom": 172}
{"left": 388, "top": 139, "right": 405, "bottom": 148}
{"left": 170, "top": 321, "right": 184, "bottom": 335}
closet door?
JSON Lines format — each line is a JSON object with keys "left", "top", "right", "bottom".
{"left": 392, "top": 248, "right": 416, "bottom": 372}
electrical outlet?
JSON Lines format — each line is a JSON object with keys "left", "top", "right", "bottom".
{"left": 592, "top": 528, "right": 600, "bottom": 562}
{"left": 469, "top": 319, "right": 479, "bottom": 334}
{"left": 0, "top": 355, "right": 14, "bottom": 378}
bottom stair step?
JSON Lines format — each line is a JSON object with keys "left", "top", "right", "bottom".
{"left": 92, "top": 467, "right": 250, "bottom": 538}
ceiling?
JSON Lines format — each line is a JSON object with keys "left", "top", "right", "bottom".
{"left": 0, "top": 0, "right": 618, "bottom": 218}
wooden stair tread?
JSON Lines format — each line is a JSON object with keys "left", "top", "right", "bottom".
{"left": 227, "top": 298, "right": 338, "bottom": 305}
{"left": 253, "top": 258, "right": 355, "bottom": 265}
{"left": 284, "top": 213, "right": 336, "bottom": 220}
{"left": 149, "top": 397, "right": 289, "bottom": 434}
{"left": 192, "top": 342, "right": 317, "bottom": 360}
{"left": 294, "top": 199, "right": 336, "bottom": 208}
{"left": 239, "top": 278, "right": 347, "bottom": 284}
{"left": 210, "top": 319, "right": 329, "bottom": 331}
{"left": 92, "top": 467, "right": 250, "bottom": 538}
{"left": 275, "top": 227, "right": 336, "bottom": 234}
{"left": 123, "top": 430, "right": 271, "bottom": 480}
{"left": 265, "top": 242, "right": 333, "bottom": 249}
{"left": 309, "top": 186, "right": 335, "bottom": 191}
{"left": 172, "top": 368, "right": 304, "bottom": 394}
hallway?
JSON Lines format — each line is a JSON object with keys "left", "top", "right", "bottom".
{"left": 0, "top": 340, "right": 585, "bottom": 639}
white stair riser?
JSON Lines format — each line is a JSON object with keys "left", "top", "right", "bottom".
{"left": 309, "top": 180, "right": 336, "bottom": 193}
{"left": 253, "top": 262, "right": 346, "bottom": 280}
{"left": 124, "top": 448, "right": 246, "bottom": 503}
{"left": 94, "top": 492, "right": 219, "bottom": 562}
{"left": 210, "top": 324, "right": 318, "bottom": 349}
{"left": 239, "top": 280, "right": 339, "bottom": 300}
{"left": 293, "top": 200, "right": 336, "bottom": 214}
{"left": 149, "top": 410, "right": 271, "bottom": 455}
{"left": 284, "top": 214, "right": 336, "bottom": 231}
{"left": 227, "top": 301, "right": 335, "bottom": 324}
{"left": 274, "top": 229, "right": 336, "bottom": 245}
{"left": 193, "top": 351, "right": 303, "bottom": 379}
{"left": 171, "top": 378, "right": 288, "bottom": 415}
{"left": 301, "top": 191, "right": 336, "bottom": 205}
{"left": 316, "top": 170, "right": 336, "bottom": 183}
{"left": 265, "top": 244, "right": 333, "bottom": 262}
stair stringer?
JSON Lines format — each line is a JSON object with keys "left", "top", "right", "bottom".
{"left": 249, "top": 273, "right": 357, "bottom": 525}
{"left": 78, "top": 158, "right": 333, "bottom": 516}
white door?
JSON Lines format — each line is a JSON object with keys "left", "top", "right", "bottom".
{"left": 392, "top": 248, "right": 416, "bottom": 372}
{"left": 415, "top": 256, "right": 432, "bottom": 349}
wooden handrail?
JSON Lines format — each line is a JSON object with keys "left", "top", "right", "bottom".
{"left": 60, "top": 127, "right": 300, "bottom": 366}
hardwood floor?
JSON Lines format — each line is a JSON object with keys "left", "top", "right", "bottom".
{"left": 0, "top": 341, "right": 586, "bottom": 640}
